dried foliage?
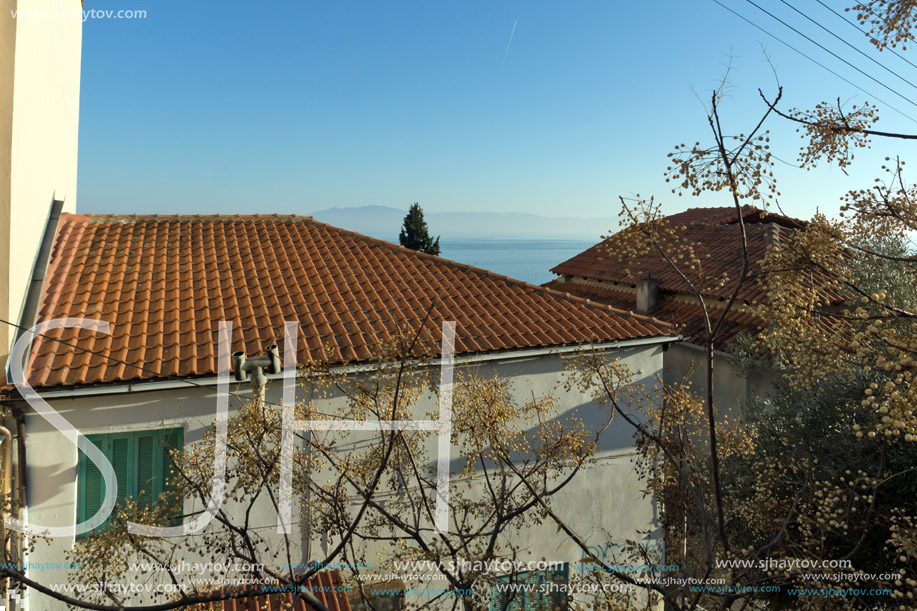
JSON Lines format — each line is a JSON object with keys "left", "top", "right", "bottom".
{"left": 666, "top": 132, "right": 778, "bottom": 202}
{"left": 589, "top": 30, "right": 917, "bottom": 603}
{"left": 21, "top": 325, "right": 637, "bottom": 611}
{"left": 840, "top": 158, "right": 917, "bottom": 240}
{"left": 787, "top": 100, "right": 878, "bottom": 169}
{"left": 760, "top": 183, "right": 917, "bottom": 444}
{"left": 851, "top": 0, "right": 917, "bottom": 49}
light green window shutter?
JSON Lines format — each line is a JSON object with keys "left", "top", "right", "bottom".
{"left": 489, "top": 573, "right": 527, "bottom": 611}
{"left": 77, "top": 433, "right": 130, "bottom": 536}
{"left": 534, "top": 565, "right": 569, "bottom": 610}
{"left": 110, "top": 435, "right": 132, "bottom": 508}
{"left": 489, "top": 575, "right": 510, "bottom": 611}
{"left": 135, "top": 432, "right": 157, "bottom": 512}
{"left": 77, "top": 435, "right": 109, "bottom": 528}
{"left": 77, "top": 427, "right": 184, "bottom": 536}
{"left": 161, "top": 428, "right": 184, "bottom": 525}
{"left": 489, "top": 565, "right": 568, "bottom": 611}
{"left": 161, "top": 428, "right": 183, "bottom": 488}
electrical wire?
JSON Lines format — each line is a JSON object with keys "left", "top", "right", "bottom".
{"left": 0, "top": 316, "right": 213, "bottom": 391}
{"left": 743, "top": 0, "right": 917, "bottom": 110}
{"left": 0, "top": 317, "right": 292, "bottom": 411}
{"left": 780, "top": 0, "right": 917, "bottom": 92}
{"left": 815, "top": 0, "right": 917, "bottom": 73}
{"left": 710, "top": 0, "right": 917, "bottom": 122}
{"left": 0, "top": 316, "right": 433, "bottom": 421}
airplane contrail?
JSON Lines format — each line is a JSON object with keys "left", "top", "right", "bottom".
{"left": 501, "top": 20, "right": 518, "bottom": 74}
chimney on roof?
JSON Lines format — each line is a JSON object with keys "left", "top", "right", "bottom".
{"left": 636, "top": 276, "right": 662, "bottom": 315}
{"left": 766, "top": 223, "right": 781, "bottom": 248}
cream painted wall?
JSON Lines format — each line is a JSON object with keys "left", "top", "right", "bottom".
{"left": 0, "top": 0, "right": 81, "bottom": 372}
{"left": 17, "top": 346, "right": 666, "bottom": 609}
{"left": 0, "top": 0, "right": 17, "bottom": 376}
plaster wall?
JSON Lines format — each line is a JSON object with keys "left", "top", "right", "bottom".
{"left": 18, "top": 346, "right": 665, "bottom": 609}
{"left": 662, "top": 343, "right": 775, "bottom": 417}
{"left": 0, "top": 0, "right": 81, "bottom": 374}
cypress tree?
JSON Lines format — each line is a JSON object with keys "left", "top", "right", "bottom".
{"left": 398, "top": 203, "right": 441, "bottom": 256}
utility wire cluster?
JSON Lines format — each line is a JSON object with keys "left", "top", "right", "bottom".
{"left": 713, "top": 0, "right": 917, "bottom": 123}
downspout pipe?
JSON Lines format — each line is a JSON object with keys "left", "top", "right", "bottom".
{"left": 0, "top": 199, "right": 60, "bottom": 611}
{"left": 14, "top": 410, "right": 24, "bottom": 517}
{"left": 0, "top": 426, "right": 11, "bottom": 520}
{"left": 0, "top": 425, "right": 11, "bottom": 611}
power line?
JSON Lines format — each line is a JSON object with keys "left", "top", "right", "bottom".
{"left": 815, "top": 0, "right": 917, "bottom": 73}
{"left": 0, "top": 317, "right": 430, "bottom": 419}
{"left": 710, "top": 0, "right": 917, "bottom": 122}
{"left": 780, "top": 0, "right": 917, "bottom": 93}
{"left": 0, "top": 317, "right": 279, "bottom": 411}
{"left": 0, "top": 316, "right": 213, "bottom": 393}
{"left": 743, "top": 0, "right": 917, "bottom": 111}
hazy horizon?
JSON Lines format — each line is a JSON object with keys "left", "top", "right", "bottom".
{"left": 307, "top": 203, "right": 621, "bottom": 241}
{"left": 75, "top": 0, "right": 917, "bottom": 222}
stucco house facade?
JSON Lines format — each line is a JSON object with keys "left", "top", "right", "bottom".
{"left": 0, "top": 3, "right": 684, "bottom": 607}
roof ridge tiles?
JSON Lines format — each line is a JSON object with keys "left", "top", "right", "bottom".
{"left": 86, "top": 213, "right": 312, "bottom": 223}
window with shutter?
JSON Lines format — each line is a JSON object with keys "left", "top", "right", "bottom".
{"left": 76, "top": 427, "right": 184, "bottom": 537}
{"left": 161, "top": 428, "right": 184, "bottom": 526}
{"left": 489, "top": 564, "right": 568, "bottom": 611}
{"left": 77, "top": 436, "right": 107, "bottom": 530}
{"left": 111, "top": 435, "right": 132, "bottom": 509}
{"left": 135, "top": 432, "right": 157, "bottom": 511}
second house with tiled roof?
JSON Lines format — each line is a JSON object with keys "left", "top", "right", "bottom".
{"left": 546, "top": 205, "right": 809, "bottom": 412}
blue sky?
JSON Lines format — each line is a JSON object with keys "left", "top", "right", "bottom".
{"left": 77, "top": 0, "right": 917, "bottom": 222}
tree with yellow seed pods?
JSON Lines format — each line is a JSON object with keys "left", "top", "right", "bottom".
{"left": 46, "top": 323, "right": 670, "bottom": 611}
{"left": 569, "top": 3, "right": 917, "bottom": 608}
{"left": 10, "top": 3, "right": 917, "bottom": 610}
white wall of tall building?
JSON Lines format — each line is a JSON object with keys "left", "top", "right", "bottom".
{"left": 0, "top": 0, "right": 81, "bottom": 370}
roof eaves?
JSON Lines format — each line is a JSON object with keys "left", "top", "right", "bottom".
{"left": 15, "top": 335, "right": 682, "bottom": 400}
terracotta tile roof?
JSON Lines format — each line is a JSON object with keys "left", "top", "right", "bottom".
{"left": 544, "top": 279, "right": 764, "bottom": 346}
{"left": 656, "top": 301, "right": 765, "bottom": 346}
{"left": 661, "top": 205, "right": 805, "bottom": 229}
{"left": 551, "top": 221, "right": 778, "bottom": 304}
{"left": 201, "top": 570, "right": 351, "bottom": 611}
{"left": 550, "top": 206, "right": 830, "bottom": 305}
{"left": 546, "top": 206, "right": 845, "bottom": 347}
{"left": 22, "top": 214, "right": 674, "bottom": 389}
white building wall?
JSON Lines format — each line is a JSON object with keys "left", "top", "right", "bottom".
{"left": 0, "top": 0, "right": 81, "bottom": 369}
{"left": 662, "top": 343, "right": 776, "bottom": 417}
{"left": 18, "top": 346, "right": 665, "bottom": 609}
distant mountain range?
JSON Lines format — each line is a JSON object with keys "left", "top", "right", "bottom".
{"left": 308, "top": 205, "right": 617, "bottom": 241}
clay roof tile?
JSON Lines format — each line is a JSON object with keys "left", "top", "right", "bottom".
{"left": 23, "top": 214, "right": 674, "bottom": 389}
